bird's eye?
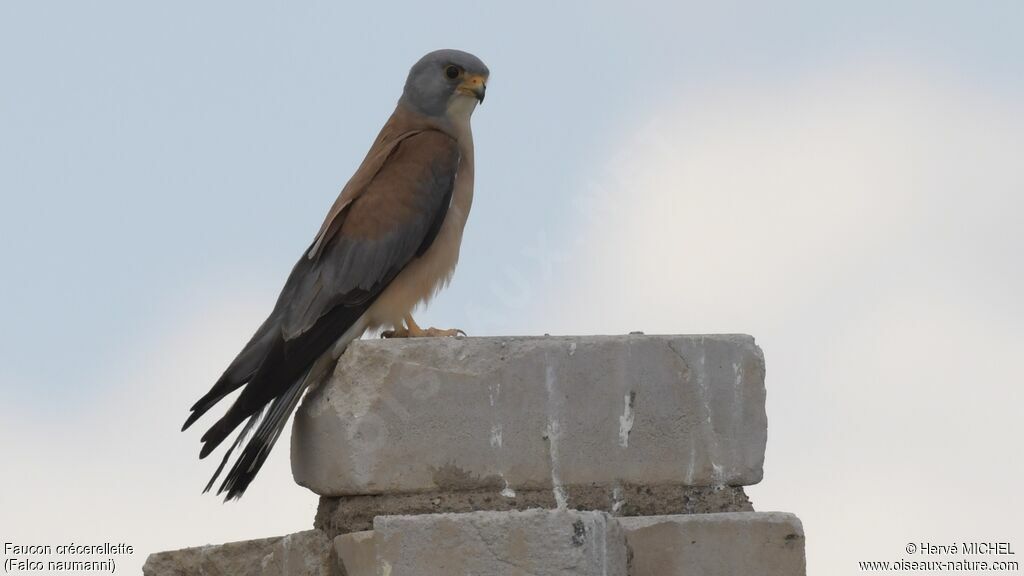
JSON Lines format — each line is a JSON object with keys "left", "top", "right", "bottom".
{"left": 444, "top": 65, "right": 461, "bottom": 79}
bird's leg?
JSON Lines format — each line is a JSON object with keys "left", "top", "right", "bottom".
{"left": 404, "top": 314, "right": 466, "bottom": 338}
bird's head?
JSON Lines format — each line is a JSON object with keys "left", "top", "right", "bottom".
{"left": 400, "top": 49, "right": 489, "bottom": 122}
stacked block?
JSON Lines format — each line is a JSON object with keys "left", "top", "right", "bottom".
{"left": 145, "top": 335, "right": 805, "bottom": 575}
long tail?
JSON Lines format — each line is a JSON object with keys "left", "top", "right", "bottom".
{"left": 192, "top": 313, "right": 366, "bottom": 501}
{"left": 206, "top": 369, "right": 311, "bottom": 500}
{"left": 182, "top": 316, "right": 278, "bottom": 433}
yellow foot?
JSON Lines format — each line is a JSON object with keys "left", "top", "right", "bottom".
{"left": 381, "top": 315, "right": 466, "bottom": 338}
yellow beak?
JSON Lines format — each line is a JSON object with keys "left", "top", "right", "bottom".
{"left": 458, "top": 74, "right": 487, "bottom": 103}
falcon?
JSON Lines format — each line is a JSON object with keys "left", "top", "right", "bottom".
{"left": 182, "top": 49, "right": 489, "bottom": 500}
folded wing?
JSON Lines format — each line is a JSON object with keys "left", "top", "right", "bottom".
{"left": 182, "top": 127, "right": 461, "bottom": 499}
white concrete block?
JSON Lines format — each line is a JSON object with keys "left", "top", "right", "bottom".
{"left": 373, "top": 509, "right": 627, "bottom": 576}
{"left": 292, "top": 334, "right": 766, "bottom": 497}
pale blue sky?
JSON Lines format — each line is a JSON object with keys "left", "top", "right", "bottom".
{"left": 2, "top": 1, "right": 1022, "bottom": 573}
{"left": 2, "top": 1, "right": 1020, "bottom": 406}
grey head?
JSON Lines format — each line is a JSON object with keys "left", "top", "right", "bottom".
{"left": 399, "top": 49, "right": 489, "bottom": 119}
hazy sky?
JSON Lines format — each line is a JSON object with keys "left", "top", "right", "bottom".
{"left": 2, "top": 1, "right": 1021, "bottom": 573}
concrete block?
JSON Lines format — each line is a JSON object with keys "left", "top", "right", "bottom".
{"left": 373, "top": 509, "right": 627, "bottom": 576}
{"left": 334, "top": 531, "right": 375, "bottom": 576}
{"left": 143, "top": 530, "right": 337, "bottom": 576}
{"left": 260, "top": 531, "right": 339, "bottom": 576}
{"left": 619, "top": 512, "right": 806, "bottom": 576}
{"left": 292, "top": 334, "right": 766, "bottom": 497}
